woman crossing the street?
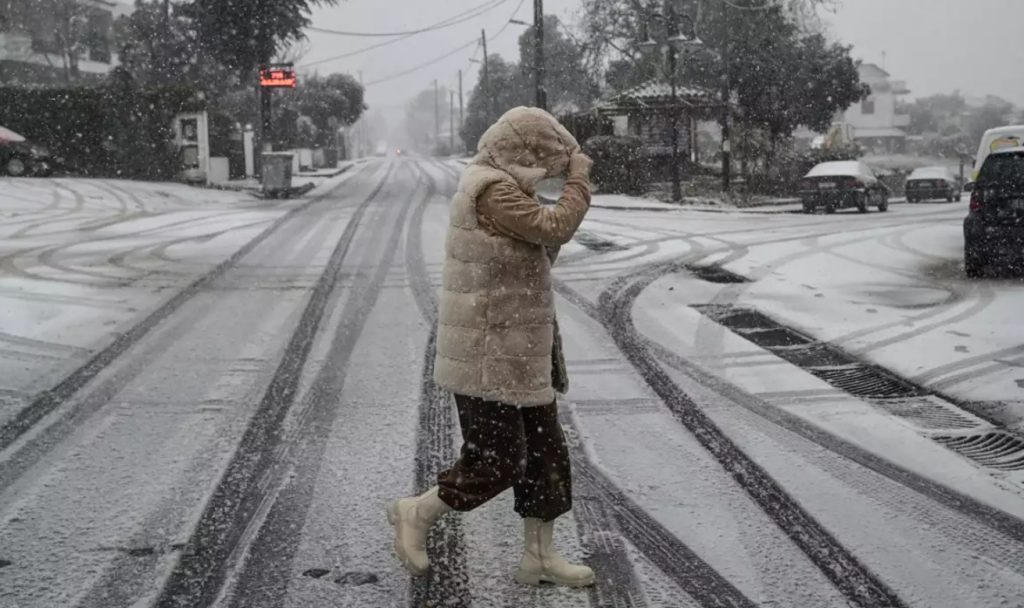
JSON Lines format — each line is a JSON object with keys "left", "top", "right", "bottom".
{"left": 388, "top": 106, "right": 595, "bottom": 588}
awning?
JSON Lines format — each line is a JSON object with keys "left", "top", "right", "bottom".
{"left": 596, "top": 79, "right": 719, "bottom": 115}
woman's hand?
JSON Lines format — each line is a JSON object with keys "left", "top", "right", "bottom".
{"left": 568, "top": 152, "right": 593, "bottom": 179}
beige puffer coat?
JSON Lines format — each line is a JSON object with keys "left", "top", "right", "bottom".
{"left": 433, "top": 107, "right": 587, "bottom": 406}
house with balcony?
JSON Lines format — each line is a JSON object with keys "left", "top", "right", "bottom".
{"left": 843, "top": 63, "right": 911, "bottom": 153}
{"left": 0, "top": 0, "right": 132, "bottom": 86}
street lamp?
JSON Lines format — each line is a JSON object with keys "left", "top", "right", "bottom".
{"left": 638, "top": 0, "right": 702, "bottom": 203}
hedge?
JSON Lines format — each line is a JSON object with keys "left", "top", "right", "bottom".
{"left": 583, "top": 135, "right": 652, "bottom": 195}
{"left": 0, "top": 75, "right": 204, "bottom": 179}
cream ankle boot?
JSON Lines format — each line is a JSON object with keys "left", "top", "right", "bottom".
{"left": 514, "top": 517, "right": 595, "bottom": 587}
{"left": 387, "top": 487, "right": 452, "bottom": 576}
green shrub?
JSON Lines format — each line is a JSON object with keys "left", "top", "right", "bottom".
{"left": 0, "top": 76, "right": 203, "bottom": 179}
{"left": 583, "top": 135, "right": 651, "bottom": 195}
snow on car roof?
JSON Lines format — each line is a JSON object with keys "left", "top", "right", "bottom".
{"left": 909, "top": 166, "right": 955, "bottom": 179}
{"left": 984, "top": 125, "right": 1024, "bottom": 136}
{"left": 988, "top": 146, "right": 1024, "bottom": 156}
{"left": 0, "top": 124, "right": 26, "bottom": 143}
{"left": 805, "top": 160, "right": 868, "bottom": 177}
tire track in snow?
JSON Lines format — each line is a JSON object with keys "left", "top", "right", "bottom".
{"left": 52, "top": 162, "right": 385, "bottom": 608}
{"left": 0, "top": 164, "right": 373, "bottom": 455}
{"left": 632, "top": 314, "right": 1024, "bottom": 547}
{"left": 151, "top": 162, "right": 395, "bottom": 608}
{"left": 677, "top": 214, "right": 1016, "bottom": 433}
{"left": 406, "top": 162, "right": 471, "bottom": 608}
{"left": 689, "top": 218, "right": 958, "bottom": 364}
{"left": 219, "top": 163, "right": 419, "bottom": 608}
{"left": 554, "top": 267, "right": 908, "bottom": 608}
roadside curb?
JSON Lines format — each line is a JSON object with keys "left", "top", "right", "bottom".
{"left": 210, "top": 163, "right": 356, "bottom": 197}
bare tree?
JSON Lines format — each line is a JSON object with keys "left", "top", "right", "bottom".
{"left": 34, "top": 0, "right": 91, "bottom": 83}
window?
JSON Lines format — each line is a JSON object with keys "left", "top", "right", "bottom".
{"left": 861, "top": 98, "right": 876, "bottom": 115}
{"left": 979, "top": 153, "right": 1024, "bottom": 187}
{"left": 85, "top": 10, "right": 112, "bottom": 64}
{"left": 30, "top": 11, "right": 60, "bottom": 55}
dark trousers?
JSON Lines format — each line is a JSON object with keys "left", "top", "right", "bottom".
{"left": 437, "top": 394, "right": 573, "bottom": 522}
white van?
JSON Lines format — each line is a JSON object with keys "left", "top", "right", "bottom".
{"left": 971, "top": 125, "right": 1024, "bottom": 183}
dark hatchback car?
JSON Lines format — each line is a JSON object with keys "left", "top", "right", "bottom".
{"left": 799, "top": 160, "right": 890, "bottom": 214}
{"left": 906, "top": 166, "right": 961, "bottom": 203}
{"left": 964, "top": 147, "right": 1024, "bottom": 277}
{"left": 0, "top": 125, "right": 53, "bottom": 177}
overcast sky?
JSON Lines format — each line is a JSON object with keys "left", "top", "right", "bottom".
{"left": 301, "top": 0, "right": 1024, "bottom": 109}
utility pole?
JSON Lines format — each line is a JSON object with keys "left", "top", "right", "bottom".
{"left": 256, "top": 14, "right": 274, "bottom": 164}
{"left": 434, "top": 79, "right": 440, "bottom": 153}
{"left": 160, "top": 0, "right": 171, "bottom": 83}
{"left": 260, "top": 81, "right": 272, "bottom": 151}
{"left": 721, "top": 7, "right": 732, "bottom": 192}
{"left": 534, "top": 0, "right": 546, "bottom": 110}
{"left": 450, "top": 90, "right": 456, "bottom": 153}
{"left": 668, "top": 25, "right": 681, "bottom": 202}
{"left": 357, "top": 70, "right": 364, "bottom": 158}
{"left": 458, "top": 69, "right": 467, "bottom": 154}
{"left": 481, "top": 28, "right": 493, "bottom": 122}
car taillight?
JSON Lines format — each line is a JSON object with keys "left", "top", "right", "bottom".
{"left": 969, "top": 189, "right": 983, "bottom": 212}
{"left": 800, "top": 179, "right": 813, "bottom": 190}
{"left": 842, "top": 177, "right": 862, "bottom": 189}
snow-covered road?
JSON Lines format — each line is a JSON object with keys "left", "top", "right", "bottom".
{"left": 1, "top": 160, "right": 1023, "bottom": 607}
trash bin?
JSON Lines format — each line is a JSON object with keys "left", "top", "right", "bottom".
{"left": 261, "top": 152, "right": 294, "bottom": 198}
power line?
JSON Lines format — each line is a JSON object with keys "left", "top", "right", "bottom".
{"left": 301, "top": 34, "right": 407, "bottom": 67}
{"left": 308, "top": 0, "right": 508, "bottom": 37}
{"left": 365, "top": 39, "right": 480, "bottom": 87}
{"left": 300, "top": 0, "right": 506, "bottom": 67}
{"left": 489, "top": 0, "right": 528, "bottom": 42}
{"left": 365, "top": 0, "right": 525, "bottom": 90}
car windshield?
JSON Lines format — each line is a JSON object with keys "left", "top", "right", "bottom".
{"left": 978, "top": 152, "right": 1024, "bottom": 186}
{"left": 4, "top": 2, "right": 1024, "bottom": 608}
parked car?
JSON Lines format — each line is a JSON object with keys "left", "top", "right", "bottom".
{"left": 906, "top": 166, "right": 961, "bottom": 203}
{"left": 969, "top": 125, "right": 1024, "bottom": 185}
{"left": 798, "top": 160, "right": 890, "bottom": 214}
{"left": 0, "top": 125, "right": 53, "bottom": 177}
{"left": 963, "top": 147, "right": 1024, "bottom": 277}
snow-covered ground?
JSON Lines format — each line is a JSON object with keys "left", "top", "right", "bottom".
{"left": 0, "top": 172, "right": 358, "bottom": 428}
{"left": 2, "top": 163, "right": 1024, "bottom": 608}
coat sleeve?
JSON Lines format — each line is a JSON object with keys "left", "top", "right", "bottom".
{"left": 477, "top": 173, "right": 592, "bottom": 247}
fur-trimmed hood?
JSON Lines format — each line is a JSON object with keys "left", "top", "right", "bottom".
{"left": 473, "top": 106, "right": 580, "bottom": 195}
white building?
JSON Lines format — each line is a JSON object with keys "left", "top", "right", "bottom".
{"left": 0, "top": 0, "right": 133, "bottom": 86}
{"left": 843, "top": 63, "right": 911, "bottom": 152}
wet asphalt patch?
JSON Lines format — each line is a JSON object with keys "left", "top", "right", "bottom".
{"left": 696, "top": 305, "right": 925, "bottom": 400}
{"left": 684, "top": 264, "right": 751, "bottom": 284}
{"left": 574, "top": 230, "right": 628, "bottom": 253}
{"left": 694, "top": 304, "right": 1024, "bottom": 479}
{"left": 301, "top": 568, "right": 380, "bottom": 586}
